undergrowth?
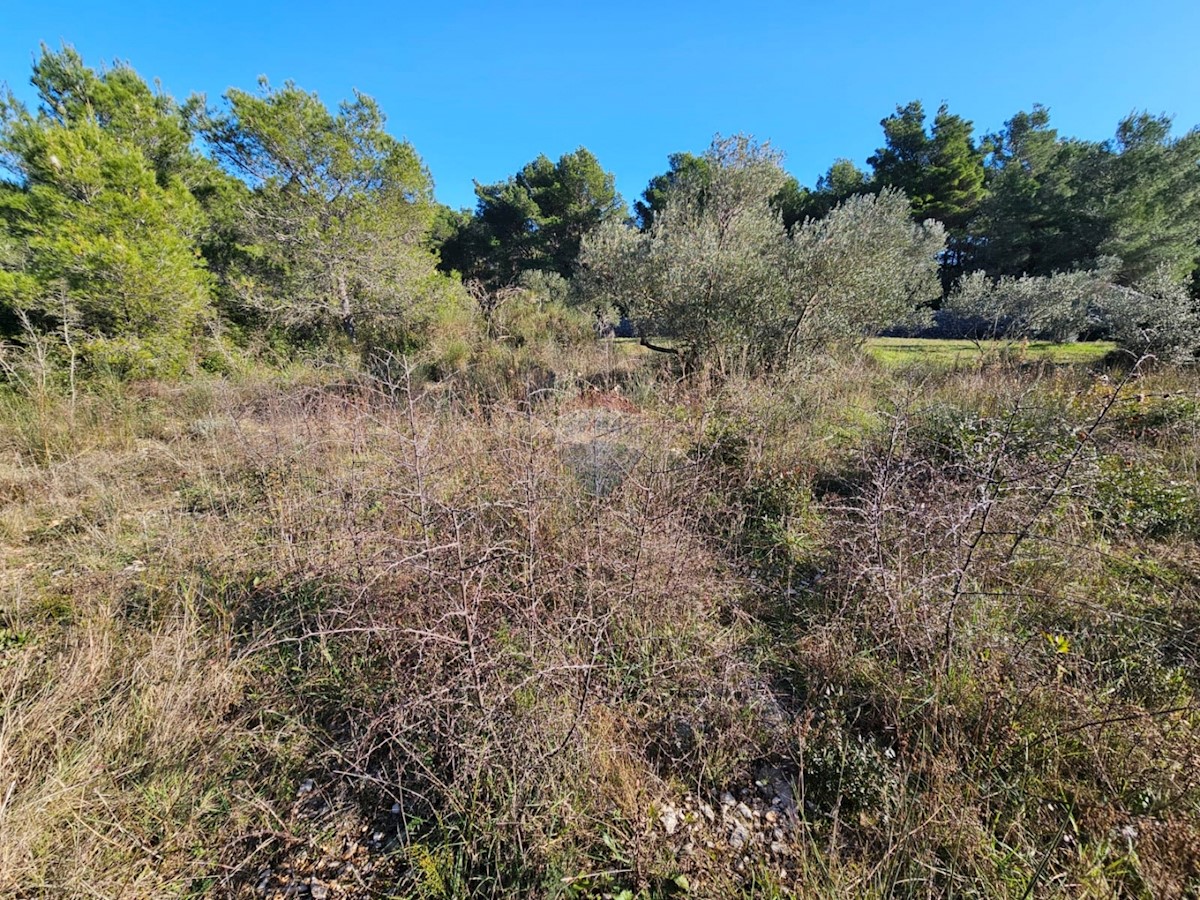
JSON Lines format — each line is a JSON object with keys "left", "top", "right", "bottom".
{"left": 1, "top": 345, "right": 1197, "bottom": 898}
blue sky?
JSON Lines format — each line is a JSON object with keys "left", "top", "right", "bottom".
{"left": 4, "top": 0, "right": 1199, "bottom": 210}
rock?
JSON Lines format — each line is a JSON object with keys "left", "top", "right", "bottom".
{"left": 771, "top": 842, "right": 786, "bottom": 856}
{"left": 729, "top": 823, "right": 749, "bottom": 849}
{"left": 736, "top": 802, "right": 753, "bottom": 820}
{"left": 297, "top": 778, "right": 315, "bottom": 796}
{"left": 720, "top": 792, "right": 736, "bottom": 807}
{"left": 661, "top": 807, "right": 679, "bottom": 835}
{"left": 310, "top": 880, "right": 329, "bottom": 900}
{"left": 756, "top": 765, "right": 796, "bottom": 813}
{"left": 699, "top": 802, "right": 715, "bottom": 823}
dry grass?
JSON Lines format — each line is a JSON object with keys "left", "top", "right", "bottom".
{"left": 0, "top": 344, "right": 1198, "bottom": 897}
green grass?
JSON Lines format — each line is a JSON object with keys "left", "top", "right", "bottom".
{"left": 614, "top": 336, "right": 1118, "bottom": 369}
{"left": 867, "top": 337, "right": 1117, "bottom": 367}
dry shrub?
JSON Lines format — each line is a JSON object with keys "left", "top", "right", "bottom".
{"left": 210, "top": 365, "right": 778, "bottom": 894}
{"left": 2, "top": 343, "right": 1198, "bottom": 898}
{"left": 712, "top": 358, "right": 1200, "bottom": 897}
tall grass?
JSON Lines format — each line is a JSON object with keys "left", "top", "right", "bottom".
{"left": 0, "top": 342, "right": 1197, "bottom": 897}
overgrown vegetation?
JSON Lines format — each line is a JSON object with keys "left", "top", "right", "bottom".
{"left": 2, "top": 342, "right": 1198, "bottom": 898}
{"left": 1, "top": 42, "right": 1199, "bottom": 900}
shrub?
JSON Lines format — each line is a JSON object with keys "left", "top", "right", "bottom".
{"left": 1092, "top": 455, "right": 1198, "bottom": 537}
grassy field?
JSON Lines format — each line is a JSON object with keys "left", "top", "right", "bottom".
{"left": 867, "top": 336, "right": 1118, "bottom": 367}
{"left": 1, "top": 340, "right": 1197, "bottom": 898}
{"left": 614, "top": 336, "right": 1119, "bottom": 369}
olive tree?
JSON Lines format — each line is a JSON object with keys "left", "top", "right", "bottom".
{"left": 578, "top": 136, "right": 944, "bottom": 372}
{"left": 942, "top": 268, "right": 1110, "bottom": 342}
{"left": 785, "top": 189, "right": 945, "bottom": 349}
{"left": 944, "top": 262, "right": 1198, "bottom": 360}
{"left": 1094, "top": 267, "right": 1199, "bottom": 362}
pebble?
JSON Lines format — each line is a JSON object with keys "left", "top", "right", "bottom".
{"left": 310, "top": 881, "right": 329, "bottom": 900}
{"left": 699, "top": 802, "right": 715, "bottom": 822}
{"left": 736, "top": 802, "right": 753, "bottom": 820}
{"left": 730, "top": 824, "right": 749, "bottom": 849}
{"left": 661, "top": 808, "right": 679, "bottom": 835}
{"left": 720, "top": 792, "right": 736, "bottom": 807}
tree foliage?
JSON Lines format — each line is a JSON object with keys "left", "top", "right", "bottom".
{"left": 1094, "top": 268, "right": 1200, "bottom": 362}
{"left": 789, "top": 189, "right": 946, "bottom": 341}
{"left": 1098, "top": 113, "right": 1200, "bottom": 285}
{"left": 635, "top": 150, "right": 817, "bottom": 233}
{"left": 1, "top": 42, "right": 1197, "bottom": 381}
{"left": 942, "top": 268, "right": 1111, "bottom": 343}
{"left": 786, "top": 158, "right": 870, "bottom": 225}
{"left": 943, "top": 261, "right": 1199, "bottom": 359}
{"left": 869, "top": 101, "right": 988, "bottom": 233}
{"left": 22, "top": 44, "right": 201, "bottom": 187}
{"left": 438, "top": 148, "right": 624, "bottom": 288}
{"left": 973, "top": 107, "right": 1200, "bottom": 288}
{"left": 633, "top": 151, "right": 710, "bottom": 230}
{"left": 199, "top": 80, "right": 450, "bottom": 345}
{"left": 1, "top": 54, "right": 212, "bottom": 376}
{"left": 972, "top": 106, "right": 1102, "bottom": 278}
{"left": 580, "top": 137, "right": 944, "bottom": 371}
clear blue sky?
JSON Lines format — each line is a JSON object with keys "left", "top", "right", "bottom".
{"left": 4, "top": 0, "right": 1199, "bottom": 210}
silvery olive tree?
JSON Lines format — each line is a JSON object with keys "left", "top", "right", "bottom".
{"left": 785, "top": 188, "right": 945, "bottom": 350}
{"left": 1094, "top": 267, "right": 1199, "bottom": 362}
{"left": 942, "top": 268, "right": 1111, "bottom": 342}
{"left": 944, "top": 262, "right": 1198, "bottom": 361}
{"left": 578, "top": 136, "right": 945, "bottom": 372}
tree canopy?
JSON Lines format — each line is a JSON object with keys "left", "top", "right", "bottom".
{"left": 438, "top": 148, "right": 624, "bottom": 288}
{"left": 199, "top": 80, "right": 448, "bottom": 344}
{"left": 1, "top": 44, "right": 1197, "bottom": 376}
{"left": 1, "top": 48, "right": 213, "bottom": 376}
{"left": 580, "top": 137, "right": 945, "bottom": 372}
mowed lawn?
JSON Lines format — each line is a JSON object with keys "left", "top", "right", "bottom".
{"left": 867, "top": 336, "right": 1117, "bottom": 367}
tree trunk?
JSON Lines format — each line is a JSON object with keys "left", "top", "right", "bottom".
{"left": 639, "top": 336, "right": 679, "bottom": 355}
{"left": 336, "top": 270, "right": 356, "bottom": 340}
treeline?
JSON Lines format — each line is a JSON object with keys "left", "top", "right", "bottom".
{"left": 2, "top": 45, "right": 1199, "bottom": 381}
{"left": 439, "top": 101, "right": 1200, "bottom": 363}
{"left": 0, "top": 46, "right": 460, "bottom": 378}
{"left": 438, "top": 100, "right": 1200, "bottom": 293}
